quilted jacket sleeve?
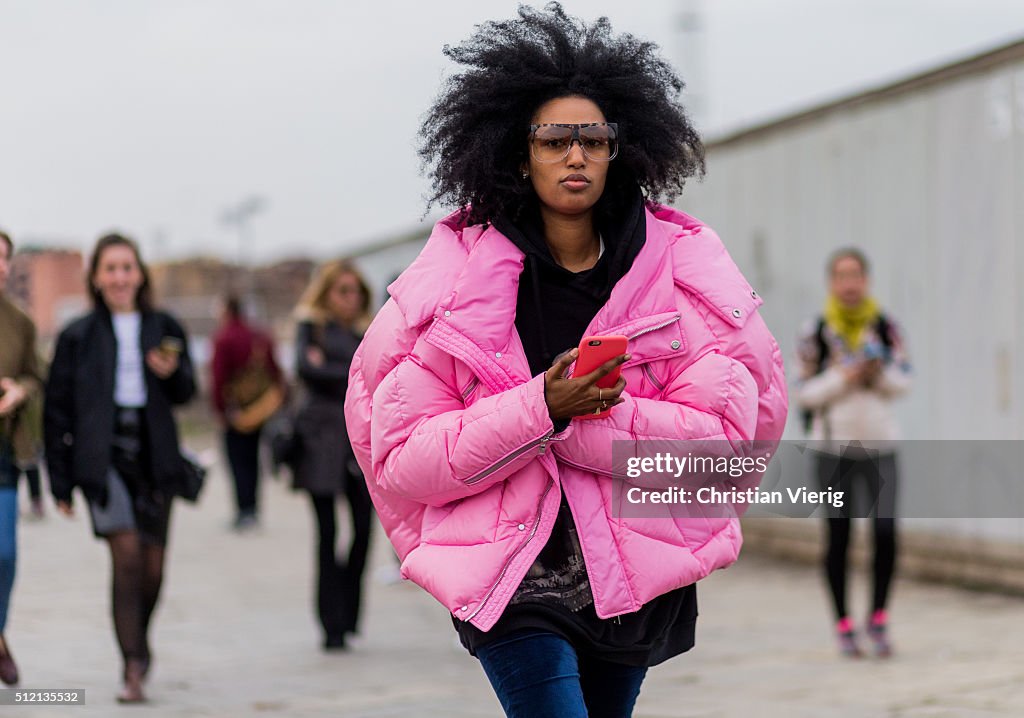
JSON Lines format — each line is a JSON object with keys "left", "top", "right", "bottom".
{"left": 367, "top": 362, "right": 557, "bottom": 507}
{"left": 344, "top": 299, "right": 561, "bottom": 510}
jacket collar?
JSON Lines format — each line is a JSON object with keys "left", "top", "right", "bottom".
{"left": 407, "top": 208, "right": 681, "bottom": 389}
{"left": 393, "top": 204, "right": 761, "bottom": 390}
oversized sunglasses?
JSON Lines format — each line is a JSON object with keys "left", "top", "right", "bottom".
{"left": 528, "top": 122, "right": 619, "bottom": 163}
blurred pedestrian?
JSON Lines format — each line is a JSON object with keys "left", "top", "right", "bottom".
{"left": 796, "top": 248, "right": 912, "bottom": 658}
{"left": 210, "top": 295, "right": 283, "bottom": 531}
{"left": 343, "top": 6, "right": 788, "bottom": 717}
{"left": 291, "top": 260, "right": 374, "bottom": 650}
{"left": 44, "top": 233, "right": 196, "bottom": 702}
{"left": 0, "top": 229, "right": 44, "bottom": 686}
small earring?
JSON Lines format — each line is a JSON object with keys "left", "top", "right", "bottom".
{"left": 522, "top": 170, "right": 529, "bottom": 179}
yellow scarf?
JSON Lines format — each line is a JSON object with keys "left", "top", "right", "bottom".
{"left": 823, "top": 295, "right": 880, "bottom": 351}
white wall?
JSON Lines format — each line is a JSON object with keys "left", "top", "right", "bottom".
{"left": 351, "top": 239, "right": 428, "bottom": 311}
{"left": 679, "top": 58, "right": 1024, "bottom": 544}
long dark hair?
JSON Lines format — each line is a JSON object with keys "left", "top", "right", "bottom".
{"left": 87, "top": 233, "right": 154, "bottom": 312}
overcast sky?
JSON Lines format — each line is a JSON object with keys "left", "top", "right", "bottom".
{"left": 2, "top": 0, "right": 1023, "bottom": 262}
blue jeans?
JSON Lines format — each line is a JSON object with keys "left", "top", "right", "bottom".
{"left": 476, "top": 630, "right": 648, "bottom": 718}
{"left": 0, "top": 445, "right": 18, "bottom": 633}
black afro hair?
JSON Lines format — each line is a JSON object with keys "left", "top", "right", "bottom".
{"left": 419, "top": 2, "right": 705, "bottom": 226}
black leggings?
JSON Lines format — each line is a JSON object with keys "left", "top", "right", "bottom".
{"left": 309, "top": 476, "right": 374, "bottom": 639}
{"left": 817, "top": 453, "right": 898, "bottom": 620}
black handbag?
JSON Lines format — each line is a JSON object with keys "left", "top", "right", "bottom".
{"left": 265, "top": 410, "right": 300, "bottom": 473}
{"left": 177, "top": 451, "right": 207, "bottom": 503}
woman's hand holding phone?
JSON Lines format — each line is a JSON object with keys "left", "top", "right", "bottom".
{"left": 543, "top": 339, "right": 630, "bottom": 421}
{"left": 146, "top": 337, "right": 182, "bottom": 379}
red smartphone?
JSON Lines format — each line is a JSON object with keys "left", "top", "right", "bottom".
{"left": 571, "top": 334, "right": 628, "bottom": 420}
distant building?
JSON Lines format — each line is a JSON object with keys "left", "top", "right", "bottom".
{"left": 8, "top": 248, "right": 88, "bottom": 348}
{"left": 150, "top": 257, "right": 315, "bottom": 339}
{"left": 347, "top": 227, "right": 431, "bottom": 308}
{"left": 251, "top": 258, "right": 318, "bottom": 341}
{"left": 149, "top": 256, "right": 316, "bottom": 385}
{"left": 150, "top": 258, "right": 235, "bottom": 340}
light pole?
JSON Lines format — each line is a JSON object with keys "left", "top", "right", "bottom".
{"left": 220, "top": 195, "right": 267, "bottom": 266}
{"left": 676, "top": 0, "right": 708, "bottom": 132}
{"left": 219, "top": 195, "right": 268, "bottom": 311}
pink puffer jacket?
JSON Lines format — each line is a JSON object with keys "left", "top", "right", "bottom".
{"left": 344, "top": 204, "right": 788, "bottom": 631}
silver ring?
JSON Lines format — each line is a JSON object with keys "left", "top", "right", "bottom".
{"left": 599, "top": 388, "right": 604, "bottom": 402}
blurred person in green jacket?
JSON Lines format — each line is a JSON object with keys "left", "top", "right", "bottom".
{"left": 0, "top": 229, "right": 44, "bottom": 686}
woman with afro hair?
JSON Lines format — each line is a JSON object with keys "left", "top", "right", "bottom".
{"left": 345, "top": 4, "right": 787, "bottom": 716}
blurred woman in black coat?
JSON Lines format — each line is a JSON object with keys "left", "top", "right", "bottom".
{"left": 291, "top": 260, "right": 374, "bottom": 650}
{"left": 44, "top": 234, "right": 195, "bottom": 702}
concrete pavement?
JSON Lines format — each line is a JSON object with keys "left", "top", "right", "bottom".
{"left": 8, "top": 448, "right": 1024, "bottom": 717}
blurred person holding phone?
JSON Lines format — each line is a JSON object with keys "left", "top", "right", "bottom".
{"left": 44, "top": 233, "right": 196, "bottom": 703}
{"left": 0, "top": 229, "right": 44, "bottom": 686}
{"left": 796, "top": 248, "right": 912, "bottom": 658}
{"left": 290, "top": 260, "right": 374, "bottom": 651}
{"left": 343, "top": 6, "right": 787, "bottom": 716}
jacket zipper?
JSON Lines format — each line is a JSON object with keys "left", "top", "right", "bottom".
{"left": 557, "top": 454, "right": 617, "bottom": 479}
{"left": 463, "top": 428, "right": 555, "bottom": 486}
{"left": 465, "top": 477, "right": 555, "bottom": 623}
{"left": 559, "top": 460, "right": 633, "bottom": 626}
{"left": 538, "top": 431, "right": 566, "bottom": 454}
{"left": 626, "top": 314, "right": 681, "bottom": 341}
{"left": 642, "top": 363, "right": 665, "bottom": 393}
{"left": 460, "top": 377, "right": 480, "bottom": 402}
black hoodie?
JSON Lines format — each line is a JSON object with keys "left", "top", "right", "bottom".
{"left": 494, "top": 186, "right": 647, "bottom": 375}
